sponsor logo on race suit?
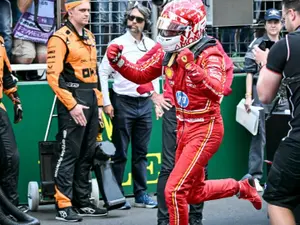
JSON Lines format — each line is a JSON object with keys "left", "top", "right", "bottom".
{"left": 176, "top": 91, "right": 189, "bottom": 108}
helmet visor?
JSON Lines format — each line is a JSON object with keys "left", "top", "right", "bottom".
{"left": 157, "top": 16, "right": 188, "bottom": 32}
{"left": 159, "top": 29, "right": 183, "bottom": 37}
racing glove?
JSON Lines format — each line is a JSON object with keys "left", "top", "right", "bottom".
{"left": 176, "top": 48, "right": 195, "bottom": 69}
{"left": 9, "top": 92, "right": 23, "bottom": 124}
{"left": 176, "top": 48, "right": 206, "bottom": 84}
{"left": 107, "top": 44, "right": 124, "bottom": 65}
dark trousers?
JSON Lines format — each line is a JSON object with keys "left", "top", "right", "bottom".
{"left": 247, "top": 84, "right": 266, "bottom": 180}
{"left": 54, "top": 90, "right": 98, "bottom": 208}
{"left": 111, "top": 91, "right": 152, "bottom": 196}
{"left": 0, "top": 107, "right": 19, "bottom": 206}
{"left": 157, "top": 106, "right": 207, "bottom": 224}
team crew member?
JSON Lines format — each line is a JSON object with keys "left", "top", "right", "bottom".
{"left": 243, "top": 8, "right": 283, "bottom": 192}
{"left": 254, "top": 1, "right": 300, "bottom": 224}
{"left": 0, "top": 35, "right": 23, "bottom": 210}
{"left": 105, "top": 1, "right": 262, "bottom": 225}
{"left": 99, "top": 3, "right": 158, "bottom": 209}
{"left": 47, "top": 0, "right": 106, "bottom": 222}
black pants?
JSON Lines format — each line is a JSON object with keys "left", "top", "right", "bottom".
{"left": 0, "top": 107, "right": 19, "bottom": 206}
{"left": 263, "top": 138, "right": 300, "bottom": 210}
{"left": 157, "top": 106, "right": 207, "bottom": 224}
{"left": 111, "top": 91, "right": 152, "bottom": 196}
{"left": 54, "top": 90, "right": 98, "bottom": 208}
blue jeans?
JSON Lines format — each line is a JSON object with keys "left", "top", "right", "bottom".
{"left": 0, "top": 0, "right": 12, "bottom": 58}
{"left": 91, "top": 0, "right": 127, "bottom": 57}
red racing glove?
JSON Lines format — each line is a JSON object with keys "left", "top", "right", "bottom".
{"left": 176, "top": 48, "right": 195, "bottom": 69}
{"left": 176, "top": 48, "right": 206, "bottom": 84}
{"left": 107, "top": 44, "right": 124, "bottom": 64}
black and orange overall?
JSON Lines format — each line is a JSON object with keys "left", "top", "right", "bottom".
{"left": 47, "top": 21, "right": 103, "bottom": 209}
{"left": 0, "top": 36, "right": 21, "bottom": 206}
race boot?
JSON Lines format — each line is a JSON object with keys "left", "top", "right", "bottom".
{"left": 237, "top": 178, "right": 262, "bottom": 210}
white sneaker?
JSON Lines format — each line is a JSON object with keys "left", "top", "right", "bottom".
{"left": 254, "top": 178, "right": 264, "bottom": 192}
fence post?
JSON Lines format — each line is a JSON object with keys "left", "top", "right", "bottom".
{"left": 56, "top": 0, "right": 62, "bottom": 28}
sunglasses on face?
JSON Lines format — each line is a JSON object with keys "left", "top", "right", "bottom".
{"left": 127, "top": 15, "right": 145, "bottom": 23}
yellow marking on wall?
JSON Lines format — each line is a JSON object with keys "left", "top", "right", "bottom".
{"left": 120, "top": 153, "right": 162, "bottom": 186}
{"left": 147, "top": 161, "right": 154, "bottom": 174}
{"left": 97, "top": 144, "right": 162, "bottom": 187}
{"left": 122, "top": 173, "right": 132, "bottom": 186}
{"left": 102, "top": 112, "right": 113, "bottom": 141}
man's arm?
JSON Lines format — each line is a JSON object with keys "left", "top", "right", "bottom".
{"left": 177, "top": 47, "right": 226, "bottom": 102}
{"left": 245, "top": 73, "right": 253, "bottom": 97}
{"left": 243, "top": 57, "right": 256, "bottom": 112}
{"left": 99, "top": 53, "right": 114, "bottom": 107}
{"left": 3, "top": 47, "right": 17, "bottom": 99}
{"left": 94, "top": 70, "right": 103, "bottom": 107}
{"left": 107, "top": 44, "right": 163, "bottom": 84}
{"left": 2, "top": 37, "right": 23, "bottom": 123}
{"left": 215, "top": 39, "right": 234, "bottom": 96}
{"left": 137, "top": 43, "right": 162, "bottom": 94}
{"left": 136, "top": 43, "right": 171, "bottom": 110}
{"left": 17, "top": 0, "right": 33, "bottom": 13}
{"left": 196, "top": 50, "right": 226, "bottom": 102}
{"left": 136, "top": 43, "right": 163, "bottom": 93}
{"left": 46, "top": 36, "right": 77, "bottom": 110}
{"left": 257, "top": 66, "right": 282, "bottom": 103}
{"left": 244, "top": 72, "right": 253, "bottom": 112}
{"left": 243, "top": 56, "right": 256, "bottom": 101}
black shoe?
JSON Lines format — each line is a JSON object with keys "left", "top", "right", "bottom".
{"left": 56, "top": 207, "right": 83, "bottom": 222}
{"left": 189, "top": 217, "right": 203, "bottom": 225}
{"left": 17, "top": 205, "right": 29, "bottom": 213}
{"left": 75, "top": 203, "right": 107, "bottom": 217}
{"left": 7, "top": 215, "right": 18, "bottom": 222}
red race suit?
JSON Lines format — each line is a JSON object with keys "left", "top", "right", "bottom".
{"left": 109, "top": 41, "right": 260, "bottom": 225}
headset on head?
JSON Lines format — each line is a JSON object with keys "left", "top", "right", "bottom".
{"left": 122, "top": 2, "right": 152, "bottom": 32}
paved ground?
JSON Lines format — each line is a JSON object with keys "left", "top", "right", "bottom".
{"left": 28, "top": 195, "right": 270, "bottom": 225}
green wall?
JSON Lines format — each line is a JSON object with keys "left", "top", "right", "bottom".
{"left": 3, "top": 75, "right": 253, "bottom": 204}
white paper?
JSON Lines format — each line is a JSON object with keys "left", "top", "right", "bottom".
{"left": 236, "top": 98, "right": 263, "bottom": 135}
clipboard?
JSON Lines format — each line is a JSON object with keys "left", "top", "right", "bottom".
{"left": 236, "top": 98, "right": 263, "bottom": 135}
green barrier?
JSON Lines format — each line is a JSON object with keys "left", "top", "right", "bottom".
{"left": 3, "top": 75, "right": 252, "bottom": 204}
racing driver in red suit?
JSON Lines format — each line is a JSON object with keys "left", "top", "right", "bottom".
{"left": 103, "top": 1, "right": 262, "bottom": 225}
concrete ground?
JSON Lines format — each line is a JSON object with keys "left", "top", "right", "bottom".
{"left": 28, "top": 195, "right": 270, "bottom": 225}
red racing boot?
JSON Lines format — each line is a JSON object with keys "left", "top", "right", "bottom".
{"left": 237, "top": 178, "right": 262, "bottom": 210}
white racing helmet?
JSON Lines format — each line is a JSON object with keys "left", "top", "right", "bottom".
{"left": 156, "top": 0, "right": 207, "bottom": 52}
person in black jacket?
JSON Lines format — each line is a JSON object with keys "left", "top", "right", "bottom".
{"left": 242, "top": 8, "right": 286, "bottom": 192}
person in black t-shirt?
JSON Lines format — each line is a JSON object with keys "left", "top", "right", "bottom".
{"left": 253, "top": 1, "right": 300, "bottom": 225}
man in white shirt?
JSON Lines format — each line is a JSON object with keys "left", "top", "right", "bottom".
{"left": 99, "top": 3, "right": 159, "bottom": 210}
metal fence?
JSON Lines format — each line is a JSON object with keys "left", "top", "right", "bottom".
{"left": 56, "top": 0, "right": 282, "bottom": 60}
{"left": 206, "top": 0, "right": 282, "bottom": 58}
{"left": 87, "top": 0, "right": 155, "bottom": 59}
